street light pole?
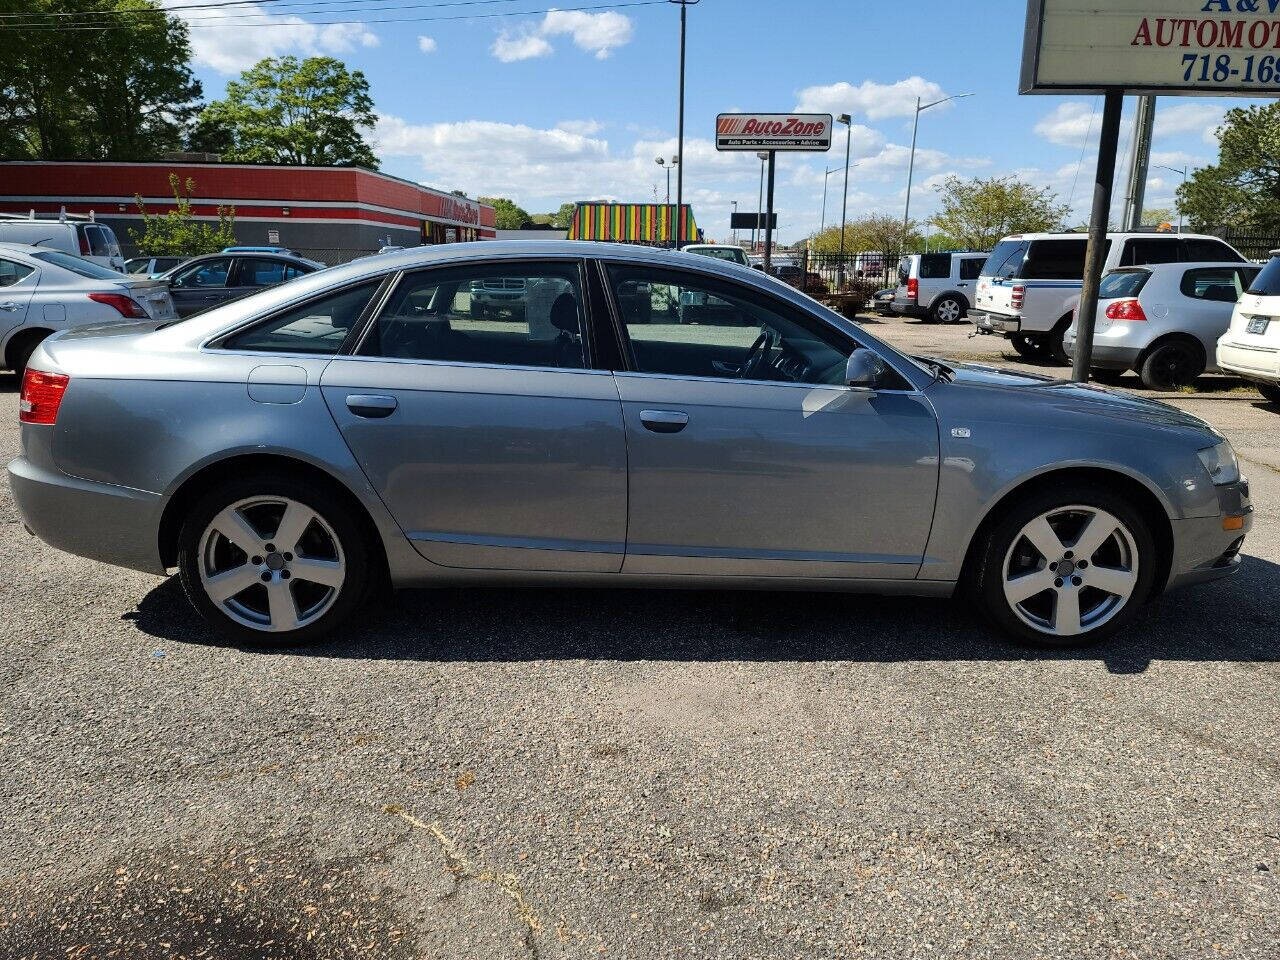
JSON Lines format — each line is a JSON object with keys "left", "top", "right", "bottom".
{"left": 656, "top": 157, "right": 670, "bottom": 202}
{"left": 903, "top": 92, "right": 974, "bottom": 239}
{"left": 1155, "top": 163, "right": 1189, "bottom": 232}
{"left": 819, "top": 165, "right": 839, "bottom": 235}
{"left": 731, "top": 200, "right": 738, "bottom": 245}
{"left": 837, "top": 114, "right": 851, "bottom": 287}
{"left": 669, "top": 0, "right": 699, "bottom": 249}
{"left": 755, "top": 151, "right": 767, "bottom": 251}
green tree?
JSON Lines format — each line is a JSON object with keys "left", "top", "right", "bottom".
{"left": 929, "top": 175, "right": 1069, "bottom": 250}
{"left": 1178, "top": 103, "right": 1280, "bottom": 230}
{"left": 130, "top": 173, "right": 236, "bottom": 257}
{"left": 1141, "top": 207, "right": 1175, "bottom": 228}
{"left": 552, "top": 202, "right": 579, "bottom": 229}
{"left": 0, "top": 0, "right": 200, "bottom": 160}
{"left": 810, "top": 215, "right": 922, "bottom": 254}
{"left": 479, "top": 196, "right": 532, "bottom": 230}
{"left": 197, "top": 56, "right": 378, "bottom": 167}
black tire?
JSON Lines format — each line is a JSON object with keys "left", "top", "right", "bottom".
{"left": 1257, "top": 382, "right": 1280, "bottom": 405}
{"left": 1090, "top": 368, "right": 1127, "bottom": 385}
{"left": 177, "top": 473, "right": 375, "bottom": 645}
{"left": 970, "top": 482, "right": 1157, "bottom": 648}
{"left": 1139, "top": 339, "right": 1205, "bottom": 391}
{"left": 1047, "top": 320, "right": 1071, "bottom": 364}
{"left": 930, "top": 296, "right": 964, "bottom": 325}
{"left": 6, "top": 331, "right": 46, "bottom": 379}
{"left": 1010, "top": 334, "right": 1037, "bottom": 358}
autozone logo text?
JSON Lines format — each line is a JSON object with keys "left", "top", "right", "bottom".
{"left": 717, "top": 116, "right": 827, "bottom": 137}
{"left": 715, "top": 113, "right": 832, "bottom": 151}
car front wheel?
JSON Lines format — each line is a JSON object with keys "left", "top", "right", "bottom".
{"left": 972, "top": 484, "right": 1156, "bottom": 646}
{"left": 177, "top": 475, "right": 374, "bottom": 644}
{"left": 931, "top": 296, "right": 963, "bottom": 324}
{"left": 1257, "top": 382, "right": 1280, "bottom": 405}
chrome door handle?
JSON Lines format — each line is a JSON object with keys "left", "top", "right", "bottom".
{"left": 346, "top": 394, "right": 398, "bottom": 419}
{"left": 0, "top": 302, "right": 20, "bottom": 312}
{"left": 639, "top": 409, "right": 689, "bottom": 433}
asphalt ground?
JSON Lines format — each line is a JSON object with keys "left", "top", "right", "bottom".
{"left": 1, "top": 315, "right": 1277, "bottom": 959}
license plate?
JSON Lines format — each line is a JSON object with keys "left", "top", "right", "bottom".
{"left": 1247, "top": 316, "right": 1271, "bottom": 335}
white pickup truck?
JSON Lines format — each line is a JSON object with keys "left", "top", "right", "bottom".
{"left": 969, "top": 232, "right": 1246, "bottom": 362}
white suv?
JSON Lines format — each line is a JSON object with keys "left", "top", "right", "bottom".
{"left": 1218, "top": 251, "right": 1280, "bottom": 406}
{"left": 970, "top": 232, "right": 1245, "bottom": 362}
{"left": 892, "top": 251, "right": 988, "bottom": 323}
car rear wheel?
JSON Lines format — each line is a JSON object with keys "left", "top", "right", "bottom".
{"left": 6, "top": 331, "right": 46, "bottom": 379}
{"left": 972, "top": 484, "right": 1156, "bottom": 647}
{"left": 1139, "top": 340, "right": 1204, "bottom": 390}
{"left": 177, "top": 474, "right": 374, "bottom": 645}
{"left": 1010, "top": 334, "right": 1037, "bottom": 358}
{"left": 1048, "top": 321, "right": 1071, "bottom": 364}
{"left": 1257, "top": 383, "right": 1280, "bottom": 405}
{"left": 931, "top": 296, "right": 963, "bottom": 324}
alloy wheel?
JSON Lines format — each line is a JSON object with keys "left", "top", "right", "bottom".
{"left": 197, "top": 496, "right": 346, "bottom": 633}
{"left": 1001, "top": 505, "right": 1139, "bottom": 637}
{"left": 935, "top": 298, "right": 961, "bottom": 323}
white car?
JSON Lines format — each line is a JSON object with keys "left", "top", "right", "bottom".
{"left": 682, "top": 243, "right": 751, "bottom": 268}
{"left": 1218, "top": 251, "right": 1280, "bottom": 406}
{"left": 970, "top": 232, "right": 1246, "bottom": 362}
{"left": 125, "top": 255, "right": 186, "bottom": 278}
{"left": 892, "top": 251, "right": 988, "bottom": 323}
{"left": 1062, "top": 261, "right": 1260, "bottom": 389}
{"left": 0, "top": 213, "right": 125, "bottom": 272}
{"left": 0, "top": 243, "right": 177, "bottom": 376}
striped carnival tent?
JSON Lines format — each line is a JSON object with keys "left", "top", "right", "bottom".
{"left": 566, "top": 202, "right": 700, "bottom": 245}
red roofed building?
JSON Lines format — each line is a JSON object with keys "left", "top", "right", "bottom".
{"left": 0, "top": 161, "right": 496, "bottom": 263}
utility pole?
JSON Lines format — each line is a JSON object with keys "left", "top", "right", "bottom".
{"left": 1121, "top": 95, "right": 1156, "bottom": 231}
{"left": 819, "top": 165, "right": 839, "bottom": 235}
{"left": 1073, "top": 90, "right": 1124, "bottom": 384}
{"left": 755, "top": 151, "right": 767, "bottom": 251}
{"left": 837, "top": 114, "right": 851, "bottom": 288}
{"left": 669, "top": 0, "right": 698, "bottom": 249}
{"left": 731, "top": 200, "right": 738, "bottom": 245}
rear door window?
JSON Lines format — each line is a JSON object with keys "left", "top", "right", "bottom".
{"left": 959, "top": 258, "right": 984, "bottom": 280}
{"left": 0, "top": 258, "right": 35, "bottom": 288}
{"left": 1182, "top": 238, "right": 1245, "bottom": 263}
{"left": 1021, "top": 239, "right": 1090, "bottom": 279}
{"left": 236, "top": 258, "right": 289, "bottom": 287}
{"left": 918, "top": 253, "right": 951, "bottom": 279}
{"left": 1119, "top": 238, "right": 1181, "bottom": 267}
{"left": 1180, "top": 267, "right": 1243, "bottom": 302}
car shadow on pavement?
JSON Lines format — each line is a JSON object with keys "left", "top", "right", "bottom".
{"left": 127, "top": 555, "right": 1280, "bottom": 675}
{"left": 0, "top": 373, "right": 18, "bottom": 393}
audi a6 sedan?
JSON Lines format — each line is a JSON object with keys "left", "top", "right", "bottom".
{"left": 7, "top": 242, "right": 1253, "bottom": 646}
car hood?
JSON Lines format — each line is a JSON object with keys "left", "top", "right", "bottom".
{"left": 936, "top": 360, "right": 1217, "bottom": 434}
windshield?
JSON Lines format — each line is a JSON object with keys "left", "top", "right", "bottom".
{"left": 30, "top": 249, "right": 124, "bottom": 280}
{"left": 1246, "top": 256, "right": 1280, "bottom": 296}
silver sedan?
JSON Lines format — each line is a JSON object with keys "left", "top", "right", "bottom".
{"left": 6, "top": 242, "right": 1254, "bottom": 646}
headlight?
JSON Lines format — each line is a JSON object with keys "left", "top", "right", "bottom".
{"left": 1197, "top": 440, "right": 1240, "bottom": 486}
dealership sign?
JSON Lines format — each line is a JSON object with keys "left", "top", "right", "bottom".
{"left": 1023, "top": 0, "right": 1280, "bottom": 95}
{"left": 715, "top": 114, "right": 832, "bottom": 151}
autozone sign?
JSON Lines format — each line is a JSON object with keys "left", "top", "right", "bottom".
{"left": 715, "top": 113, "right": 833, "bottom": 151}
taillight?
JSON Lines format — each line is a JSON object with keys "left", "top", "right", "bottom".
{"left": 1105, "top": 298, "right": 1147, "bottom": 321}
{"left": 88, "top": 292, "right": 147, "bottom": 318}
{"left": 19, "top": 369, "right": 70, "bottom": 425}
{"left": 907, "top": 277, "right": 919, "bottom": 302}
{"left": 1011, "top": 284, "right": 1025, "bottom": 310}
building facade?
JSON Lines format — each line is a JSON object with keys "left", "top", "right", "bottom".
{"left": 0, "top": 161, "right": 496, "bottom": 264}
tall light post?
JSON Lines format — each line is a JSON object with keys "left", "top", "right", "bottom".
{"left": 755, "top": 151, "right": 768, "bottom": 251}
{"left": 655, "top": 156, "right": 677, "bottom": 202}
{"left": 731, "top": 200, "right": 738, "bottom": 245}
{"left": 819, "top": 164, "right": 840, "bottom": 235}
{"left": 1155, "top": 163, "right": 1189, "bottom": 232}
{"left": 669, "top": 0, "right": 699, "bottom": 248}
{"left": 903, "top": 92, "right": 973, "bottom": 239}
{"left": 837, "top": 114, "right": 852, "bottom": 287}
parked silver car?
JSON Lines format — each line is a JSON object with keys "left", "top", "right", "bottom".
{"left": 1064, "top": 261, "right": 1261, "bottom": 389}
{"left": 7, "top": 242, "right": 1253, "bottom": 647}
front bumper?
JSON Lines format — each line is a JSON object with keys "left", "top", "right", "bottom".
{"left": 6, "top": 455, "right": 167, "bottom": 575}
{"left": 970, "top": 310, "right": 1020, "bottom": 336}
{"left": 1166, "top": 478, "right": 1253, "bottom": 590}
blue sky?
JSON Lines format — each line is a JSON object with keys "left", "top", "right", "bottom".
{"left": 170, "top": 0, "right": 1262, "bottom": 242}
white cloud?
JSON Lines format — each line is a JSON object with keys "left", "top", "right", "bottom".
{"left": 542, "top": 10, "right": 633, "bottom": 59}
{"left": 491, "top": 31, "right": 553, "bottom": 62}
{"left": 164, "top": 0, "right": 379, "bottom": 74}
{"left": 417, "top": 35, "right": 437, "bottom": 54}
{"left": 1034, "top": 101, "right": 1096, "bottom": 147}
{"left": 490, "top": 10, "right": 633, "bottom": 63}
{"left": 795, "top": 77, "right": 948, "bottom": 120}
{"left": 557, "top": 119, "right": 603, "bottom": 135}
{"left": 1155, "top": 103, "right": 1226, "bottom": 140}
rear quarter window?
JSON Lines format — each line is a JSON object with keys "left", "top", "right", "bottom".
{"left": 1022, "top": 239, "right": 1089, "bottom": 280}
{"left": 959, "top": 258, "right": 984, "bottom": 280}
{"left": 918, "top": 253, "right": 951, "bottom": 279}
{"left": 1183, "top": 238, "right": 1244, "bottom": 263}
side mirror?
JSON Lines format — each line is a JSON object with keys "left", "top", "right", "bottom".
{"left": 845, "top": 347, "right": 886, "bottom": 390}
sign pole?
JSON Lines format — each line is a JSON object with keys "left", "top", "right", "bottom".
{"left": 763, "top": 151, "right": 776, "bottom": 272}
{"left": 1072, "top": 88, "right": 1124, "bottom": 385}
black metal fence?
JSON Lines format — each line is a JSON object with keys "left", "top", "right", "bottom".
{"left": 794, "top": 250, "right": 901, "bottom": 292}
{"left": 1208, "top": 227, "right": 1280, "bottom": 262}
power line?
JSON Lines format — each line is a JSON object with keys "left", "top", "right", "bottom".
{"left": 0, "top": 0, "right": 663, "bottom": 30}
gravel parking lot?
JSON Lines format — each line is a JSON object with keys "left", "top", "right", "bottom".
{"left": 2, "top": 316, "right": 1278, "bottom": 959}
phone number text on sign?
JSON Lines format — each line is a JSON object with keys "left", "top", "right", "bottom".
{"left": 1022, "top": 0, "right": 1280, "bottom": 95}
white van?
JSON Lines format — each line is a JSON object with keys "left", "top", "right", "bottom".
{"left": 970, "top": 232, "right": 1245, "bottom": 361}
{"left": 0, "top": 212, "right": 125, "bottom": 273}
{"left": 892, "top": 251, "right": 988, "bottom": 323}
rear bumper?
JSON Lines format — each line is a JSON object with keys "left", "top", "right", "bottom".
{"left": 6, "top": 455, "right": 167, "bottom": 575}
{"left": 1166, "top": 478, "right": 1253, "bottom": 590}
{"left": 970, "top": 310, "right": 1020, "bottom": 336}
{"left": 1217, "top": 340, "right": 1279, "bottom": 385}
{"left": 1062, "top": 334, "right": 1141, "bottom": 370}
{"left": 891, "top": 299, "right": 924, "bottom": 317}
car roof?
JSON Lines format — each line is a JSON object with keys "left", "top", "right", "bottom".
{"left": 995, "top": 231, "right": 1222, "bottom": 242}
